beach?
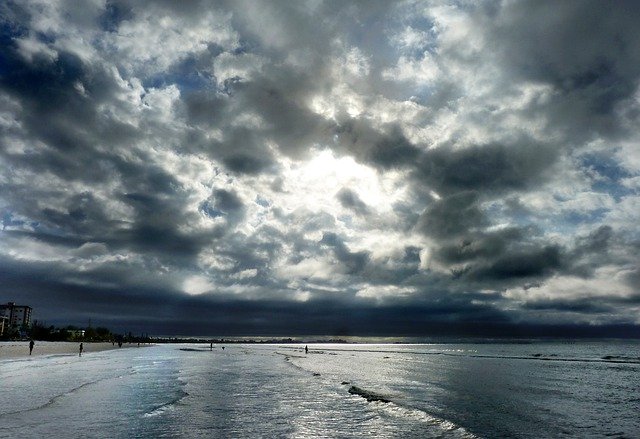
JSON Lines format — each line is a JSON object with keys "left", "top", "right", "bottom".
{"left": 1, "top": 341, "right": 639, "bottom": 437}
{"left": 0, "top": 340, "right": 139, "bottom": 359}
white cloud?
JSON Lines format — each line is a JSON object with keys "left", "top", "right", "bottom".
{"left": 213, "top": 52, "right": 265, "bottom": 83}
{"left": 105, "top": 8, "right": 238, "bottom": 75}
{"left": 382, "top": 54, "right": 440, "bottom": 84}
{"left": 183, "top": 275, "right": 214, "bottom": 296}
{"left": 356, "top": 285, "right": 416, "bottom": 301}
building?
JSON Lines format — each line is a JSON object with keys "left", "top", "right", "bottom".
{"left": 67, "top": 329, "right": 85, "bottom": 339}
{"left": 0, "top": 302, "right": 33, "bottom": 328}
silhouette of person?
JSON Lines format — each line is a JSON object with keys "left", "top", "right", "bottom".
{"left": 79, "top": 342, "right": 84, "bottom": 357}
{"left": 210, "top": 342, "right": 213, "bottom": 351}
{"left": 29, "top": 340, "right": 34, "bottom": 355}
{"left": 305, "top": 345, "right": 308, "bottom": 354}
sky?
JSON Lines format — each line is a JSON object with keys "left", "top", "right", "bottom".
{"left": 1, "top": 0, "right": 639, "bottom": 337}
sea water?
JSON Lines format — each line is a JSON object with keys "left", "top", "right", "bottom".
{"left": 0, "top": 341, "right": 638, "bottom": 438}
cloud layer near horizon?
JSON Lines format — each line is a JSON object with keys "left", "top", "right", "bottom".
{"left": 1, "top": 0, "right": 639, "bottom": 335}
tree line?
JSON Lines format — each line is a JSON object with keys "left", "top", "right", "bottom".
{"left": 2, "top": 321, "right": 149, "bottom": 343}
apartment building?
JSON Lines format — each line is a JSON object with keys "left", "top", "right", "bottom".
{"left": 0, "top": 302, "right": 33, "bottom": 328}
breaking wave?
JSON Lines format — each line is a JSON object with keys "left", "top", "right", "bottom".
{"left": 344, "top": 383, "right": 476, "bottom": 438}
{"left": 142, "top": 390, "right": 190, "bottom": 418}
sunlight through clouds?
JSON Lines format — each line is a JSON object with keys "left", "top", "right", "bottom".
{"left": 1, "top": 0, "right": 638, "bottom": 335}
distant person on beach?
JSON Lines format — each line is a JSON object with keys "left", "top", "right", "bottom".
{"left": 210, "top": 342, "right": 213, "bottom": 351}
{"left": 29, "top": 340, "right": 34, "bottom": 355}
{"left": 79, "top": 342, "right": 83, "bottom": 357}
{"left": 305, "top": 345, "right": 308, "bottom": 354}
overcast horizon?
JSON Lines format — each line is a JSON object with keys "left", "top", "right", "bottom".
{"left": 1, "top": 0, "right": 639, "bottom": 337}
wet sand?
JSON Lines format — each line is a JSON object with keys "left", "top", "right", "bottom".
{"left": 0, "top": 341, "right": 143, "bottom": 359}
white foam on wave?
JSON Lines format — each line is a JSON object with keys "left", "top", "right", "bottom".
{"left": 282, "top": 351, "right": 478, "bottom": 438}
{"left": 142, "top": 390, "right": 190, "bottom": 418}
{"left": 142, "top": 402, "right": 176, "bottom": 418}
{"left": 376, "top": 400, "right": 478, "bottom": 438}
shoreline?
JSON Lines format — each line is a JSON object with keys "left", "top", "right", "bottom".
{"left": 0, "top": 341, "right": 147, "bottom": 360}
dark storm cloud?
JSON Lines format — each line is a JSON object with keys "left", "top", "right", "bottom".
{"left": 418, "top": 205, "right": 620, "bottom": 287}
{"left": 3, "top": 229, "right": 88, "bottom": 249}
{"left": 0, "top": 32, "right": 126, "bottom": 132}
{"left": 0, "top": 20, "right": 212, "bottom": 265}
{"left": 432, "top": 232, "right": 567, "bottom": 285}
{"left": 199, "top": 189, "right": 245, "bottom": 228}
{"left": 333, "top": 119, "right": 420, "bottom": 169}
{"left": 218, "top": 232, "right": 283, "bottom": 273}
{"left": 1, "top": 0, "right": 639, "bottom": 337}
{"left": 0, "top": 43, "right": 138, "bottom": 183}
{"left": 417, "top": 191, "right": 487, "bottom": 239}
{"left": 415, "top": 140, "right": 558, "bottom": 195}
{"left": 356, "top": 245, "right": 423, "bottom": 286}
{"left": 522, "top": 299, "right": 612, "bottom": 314}
{"left": 230, "top": 78, "right": 331, "bottom": 160}
{"left": 478, "top": 0, "right": 640, "bottom": 138}
{"left": 320, "top": 232, "right": 370, "bottom": 275}
{"left": 182, "top": 92, "right": 227, "bottom": 127}
{"left": 625, "top": 268, "right": 640, "bottom": 291}
{"left": 0, "top": 251, "right": 505, "bottom": 337}
{"left": 0, "top": 254, "right": 190, "bottom": 329}
{"left": 179, "top": 71, "right": 328, "bottom": 174}
{"left": 112, "top": 191, "right": 213, "bottom": 262}
{"left": 573, "top": 225, "right": 613, "bottom": 256}
{"left": 99, "top": 0, "right": 134, "bottom": 32}
{"left": 423, "top": 221, "right": 622, "bottom": 286}
{"left": 435, "top": 228, "right": 525, "bottom": 265}
{"left": 125, "top": 297, "right": 512, "bottom": 337}
{"left": 181, "top": 94, "right": 277, "bottom": 175}
{"left": 336, "top": 188, "right": 369, "bottom": 216}
{"left": 469, "top": 245, "right": 564, "bottom": 281}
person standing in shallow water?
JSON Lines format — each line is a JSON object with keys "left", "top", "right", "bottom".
{"left": 305, "top": 345, "right": 308, "bottom": 355}
{"left": 29, "top": 340, "right": 34, "bottom": 355}
{"left": 79, "top": 342, "right": 83, "bottom": 357}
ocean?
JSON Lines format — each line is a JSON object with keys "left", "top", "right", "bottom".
{"left": 1, "top": 341, "right": 638, "bottom": 438}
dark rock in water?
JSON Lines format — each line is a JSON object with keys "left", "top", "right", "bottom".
{"left": 341, "top": 381, "right": 350, "bottom": 385}
{"left": 313, "top": 372, "right": 321, "bottom": 376}
{"left": 348, "top": 385, "right": 390, "bottom": 403}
